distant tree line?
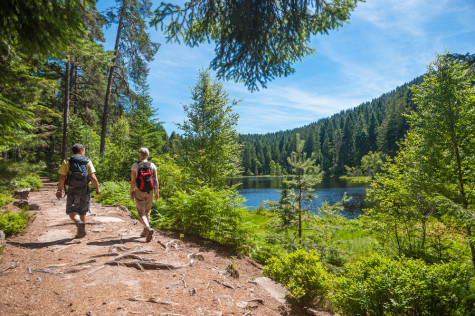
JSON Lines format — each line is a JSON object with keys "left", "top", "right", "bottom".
{"left": 237, "top": 77, "right": 423, "bottom": 176}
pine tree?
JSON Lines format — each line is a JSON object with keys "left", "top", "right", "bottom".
{"left": 268, "top": 134, "right": 323, "bottom": 242}
{"left": 100, "top": 0, "right": 159, "bottom": 154}
{"left": 152, "top": 0, "right": 361, "bottom": 90}
{"left": 179, "top": 71, "right": 242, "bottom": 187}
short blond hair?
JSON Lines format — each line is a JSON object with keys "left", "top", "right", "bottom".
{"left": 138, "top": 147, "right": 149, "bottom": 160}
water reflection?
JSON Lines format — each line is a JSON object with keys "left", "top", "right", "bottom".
{"left": 231, "top": 177, "right": 370, "bottom": 219}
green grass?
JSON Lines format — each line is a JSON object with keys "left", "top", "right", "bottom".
{"left": 242, "top": 210, "right": 273, "bottom": 235}
{"left": 330, "top": 221, "right": 379, "bottom": 260}
{"left": 339, "top": 176, "right": 372, "bottom": 183}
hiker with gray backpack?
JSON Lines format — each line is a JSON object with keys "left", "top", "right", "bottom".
{"left": 56, "top": 143, "right": 100, "bottom": 238}
{"left": 130, "top": 147, "right": 159, "bottom": 242}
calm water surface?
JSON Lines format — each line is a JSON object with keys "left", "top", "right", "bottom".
{"left": 231, "top": 177, "right": 370, "bottom": 218}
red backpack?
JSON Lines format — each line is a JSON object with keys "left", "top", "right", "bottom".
{"left": 136, "top": 161, "right": 155, "bottom": 192}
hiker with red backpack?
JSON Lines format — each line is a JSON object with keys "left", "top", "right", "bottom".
{"left": 56, "top": 143, "right": 101, "bottom": 238}
{"left": 130, "top": 147, "right": 159, "bottom": 242}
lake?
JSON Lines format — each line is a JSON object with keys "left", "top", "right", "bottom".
{"left": 231, "top": 177, "right": 370, "bottom": 218}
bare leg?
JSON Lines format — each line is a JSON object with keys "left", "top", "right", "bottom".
{"left": 140, "top": 215, "right": 150, "bottom": 228}
{"left": 69, "top": 213, "right": 80, "bottom": 222}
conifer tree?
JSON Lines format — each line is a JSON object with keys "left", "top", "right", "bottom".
{"left": 268, "top": 134, "right": 323, "bottom": 242}
{"left": 152, "top": 0, "right": 361, "bottom": 90}
{"left": 100, "top": 0, "right": 159, "bottom": 154}
{"left": 179, "top": 71, "right": 242, "bottom": 188}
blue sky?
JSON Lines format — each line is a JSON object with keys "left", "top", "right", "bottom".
{"left": 97, "top": 0, "right": 475, "bottom": 135}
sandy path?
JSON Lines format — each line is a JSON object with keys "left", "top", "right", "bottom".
{"left": 0, "top": 179, "right": 300, "bottom": 315}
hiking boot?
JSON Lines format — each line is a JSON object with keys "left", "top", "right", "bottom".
{"left": 140, "top": 227, "right": 147, "bottom": 237}
{"left": 146, "top": 227, "right": 154, "bottom": 242}
{"left": 76, "top": 221, "right": 86, "bottom": 238}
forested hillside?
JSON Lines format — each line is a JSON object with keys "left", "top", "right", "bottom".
{"left": 239, "top": 76, "right": 423, "bottom": 176}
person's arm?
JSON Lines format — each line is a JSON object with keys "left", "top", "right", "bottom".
{"left": 154, "top": 169, "right": 159, "bottom": 200}
{"left": 90, "top": 173, "right": 100, "bottom": 195}
{"left": 130, "top": 170, "right": 136, "bottom": 200}
{"left": 56, "top": 175, "right": 67, "bottom": 199}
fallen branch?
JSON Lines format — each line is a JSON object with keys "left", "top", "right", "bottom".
{"left": 213, "top": 279, "right": 235, "bottom": 290}
{"left": 30, "top": 267, "right": 62, "bottom": 274}
{"left": 0, "top": 265, "right": 16, "bottom": 274}
{"left": 45, "top": 263, "right": 68, "bottom": 268}
{"left": 180, "top": 273, "right": 187, "bottom": 288}
{"left": 127, "top": 296, "right": 178, "bottom": 306}
{"left": 248, "top": 298, "right": 264, "bottom": 304}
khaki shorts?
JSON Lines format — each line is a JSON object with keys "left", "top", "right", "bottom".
{"left": 134, "top": 189, "right": 153, "bottom": 217}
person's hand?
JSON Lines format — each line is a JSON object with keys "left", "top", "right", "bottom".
{"left": 154, "top": 191, "right": 159, "bottom": 200}
{"left": 95, "top": 188, "right": 101, "bottom": 195}
{"left": 55, "top": 190, "right": 62, "bottom": 199}
{"left": 130, "top": 192, "right": 135, "bottom": 201}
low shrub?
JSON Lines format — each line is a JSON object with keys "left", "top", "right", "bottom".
{"left": 335, "top": 255, "right": 475, "bottom": 316}
{"left": 94, "top": 181, "right": 137, "bottom": 217}
{"left": 15, "top": 174, "right": 43, "bottom": 191}
{"left": 0, "top": 210, "right": 29, "bottom": 236}
{"left": 168, "top": 187, "right": 247, "bottom": 246}
{"left": 0, "top": 193, "right": 14, "bottom": 209}
{"left": 263, "top": 248, "right": 334, "bottom": 305}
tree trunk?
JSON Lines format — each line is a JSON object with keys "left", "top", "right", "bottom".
{"left": 100, "top": 3, "right": 126, "bottom": 155}
{"left": 72, "top": 58, "right": 78, "bottom": 114}
{"left": 61, "top": 56, "right": 71, "bottom": 160}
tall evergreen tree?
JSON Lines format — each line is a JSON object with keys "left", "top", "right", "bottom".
{"left": 179, "top": 71, "right": 242, "bottom": 187}
{"left": 100, "top": 0, "right": 159, "bottom": 154}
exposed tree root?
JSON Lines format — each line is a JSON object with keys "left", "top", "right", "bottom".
{"left": 73, "top": 259, "right": 96, "bottom": 266}
{"left": 107, "top": 260, "right": 191, "bottom": 270}
{"left": 213, "top": 279, "right": 235, "bottom": 290}
{"left": 109, "top": 244, "right": 131, "bottom": 253}
{"left": 127, "top": 296, "right": 178, "bottom": 305}
{"left": 0, "top": 265, "right": 16, "bottom": 274}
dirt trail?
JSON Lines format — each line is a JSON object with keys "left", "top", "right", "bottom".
{"left": 0, "top": 179, "right": 303, "bottom": 315}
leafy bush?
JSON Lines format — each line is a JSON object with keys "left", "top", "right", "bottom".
{"left": 15, "top": 174, "right": 43, "bottom": 190}
{"left": 168, "top": 187, "right": 247, "bottom": 246}
{"left": 263, "top": 249, "right": 334, "bottom": 305}
{"left": 0, "top": 193, "right": 13, "bottom": 208}
{"left": 150, "top": 154, "right": 190, "bottom": 200}
{"left": 0, "top": 211, "right": 29, "bottom": 236}
{"left": 335, "top": 255, "right": 475, "bottom": 316}
{"left": 94, "top": 181, "right": 137, "bottom": 217}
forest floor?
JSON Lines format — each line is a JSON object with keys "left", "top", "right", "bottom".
{"left": 0, "top": 178, "right": 332, "bottom": 316}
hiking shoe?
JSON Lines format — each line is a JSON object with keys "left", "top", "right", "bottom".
{"left": 146, "top": 227, "right": 154, "bottom": 242}
{"left": 76, "top": 221, "right": 86, "bottom": 238}
{"left": 140, "top": 227, "right": 147, "bottom": 237}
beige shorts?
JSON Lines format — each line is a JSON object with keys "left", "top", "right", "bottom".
{"left": 134, "top": 189, "right": 153, "bottom": 217}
